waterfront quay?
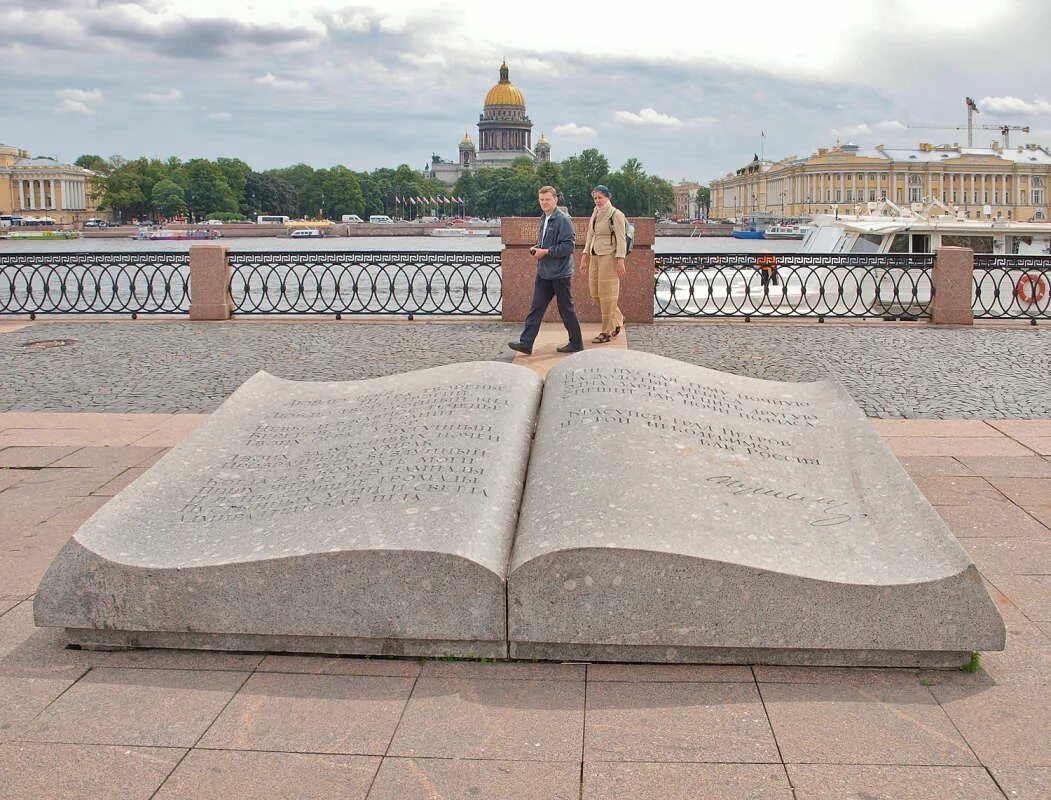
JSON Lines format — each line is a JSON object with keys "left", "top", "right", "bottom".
{"left": 1, "top": 313, "right": 1050, "bottom": 798}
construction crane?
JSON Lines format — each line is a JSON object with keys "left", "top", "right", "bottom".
{"left": 908, "top": 97, "right": 1030, "bottom": 148}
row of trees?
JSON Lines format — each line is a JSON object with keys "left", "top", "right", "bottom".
{"left": 76, "top": 149, "right": 678, "bottom": 222}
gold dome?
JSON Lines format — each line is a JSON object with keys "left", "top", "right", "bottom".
{"left": 483, "top": 62, "right": 525, "bottom": 107}
{"left": 460, "top": 131, "right": 474, "bottom": 145}
{"left": 537, "top": 133, "right": 548, "bottom": 145}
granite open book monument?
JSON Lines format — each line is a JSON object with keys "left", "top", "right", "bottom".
{"left": 34, "top": 350, "right": 1005, "bottom": 667}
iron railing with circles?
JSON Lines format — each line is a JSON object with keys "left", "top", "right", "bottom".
{"left": 0, "top": 252, "right": 190, "bottom": 316}
{"left": 655, "top": 253, "right": 935, "bottom": 319}
{"left": 973, "top": 255, "right": 1051, "bottom": 321}
{"left": 228, "top": 251, "right": 502, "bottom": 316}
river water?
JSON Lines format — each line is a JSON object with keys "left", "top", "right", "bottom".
{"left": 0, "top": 235, "right": 800, "bottom": 255}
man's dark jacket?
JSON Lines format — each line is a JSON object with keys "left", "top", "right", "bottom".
{"left": 535, "top": 208, "right": 575, "bottom": 280}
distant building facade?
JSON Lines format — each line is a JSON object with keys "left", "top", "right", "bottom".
{"left": 0, "top": 144, "right": 99, "bottom": 224}
{"left": 710, "top": 141, "right": 1051, "bottom": 222}
{"left": 427, "top": 62, "right": 551, "bottom": 185}
{"left": 673, "top": 181, "right": 703, "bottom": 219}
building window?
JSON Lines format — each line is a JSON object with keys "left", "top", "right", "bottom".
{"left": 952, "top": 191, "right": 957, "bottom": 202}
{"left": 835, "top": 190, "right": 842, "bottom": 202}
{"left": 869, "top": 190, "right": 876, "bottom": 201}
{"left": 908, "top": 187, "right": 920, "bottom": 202}
{"left": 846, "top": 190, "right": 853, "bottom": 201}
{"left": 908, "top": 175, "right": 922, "bottom": 186}
{"left": 974, "top": 192, "right": 979, "bottom": 203}
{"left": 1035, "top": 189, "right": 1046, "bottom": 205}
{"left": 1034, "top": 176, "right": 1045, "bottom": 188}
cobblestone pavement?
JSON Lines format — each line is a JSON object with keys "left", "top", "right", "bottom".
{"left": 1, "top": 320, "right": 1048, "bottom": 417}
{"left": 630, "top": 323, "right": 1051, "bottom": 419}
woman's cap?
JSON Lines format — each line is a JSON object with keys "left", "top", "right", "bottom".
{"left": 591, "top": 185, "right": 611, "bottom": 197}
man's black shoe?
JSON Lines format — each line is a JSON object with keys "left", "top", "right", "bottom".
{"left": 556, "top": 343, "right": 584, "bottom": 353}
{"left": 508, "top": 341, "right": 532, "bottom": 355}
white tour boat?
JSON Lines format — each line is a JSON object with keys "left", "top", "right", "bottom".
{"left": 801, "top": 199, "right": 1051, "bottom": 255}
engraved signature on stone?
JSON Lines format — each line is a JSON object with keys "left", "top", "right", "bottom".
{"left": 705, "top": 475, "right": 867, "bottom": 527}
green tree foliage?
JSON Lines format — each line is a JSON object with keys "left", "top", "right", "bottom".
{"left": 179, "top": 159, "right": 238, "bottom": 220}
{"left": 300, "top": 166, "right": 364, "bottom": 220}
{"left": 85, "top": 147, "right": 673, "bottom": 225}
{"left": 151, "top": 178, "right": 188, "bottom": 219}
{"left": 244, "top": 172, "right": 297, "bottom": 217}
{"left": 74, "top": 154, "right": 109, "bottom": 173}
{"left": 560, "top": 148, "right": 610, "bottom": 214}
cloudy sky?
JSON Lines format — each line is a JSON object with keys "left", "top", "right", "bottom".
{"left": 3, "top": 0, "right": 1051, "bottom": 184}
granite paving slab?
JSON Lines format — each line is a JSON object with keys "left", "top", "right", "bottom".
{"left": 935, "top": 503, "right": 1050, "bottom": 538}
{"left": 760, "top": 683, "right": 978, "bottom": 765}
{"left": 0, "top": 446, "right": 79, "bottom": 467}
{"left": 988, "top": 766, "right": 1051, "bottom": 800}
{"left": 0, "top": 742, "right": 185, "bottom": 800}
{"left": 932, "top": 685, "right": 1051, "bottom": 766}
{"left": 387, "top": 676, "right": 585, "bottom": 761}
{"left": 581, "top": 763, "right": 792, "bottom": 800}
{"left": 152, "top": 750, "right": 380, "bottom": 800}
{"left": 35, "top": 362, "right": 542, "bottom": 658}
{"left": 583, "top": 681, "right": 778, "bottom": 763}
{"left": 786, "top": 765, "right": 1005, "bottom": 800}
{"left": 509, "top": 349, "right": 1004, "bottom": 665}
{"left": 18, "top": 667, "right": 248, "bottom": 747}
{"left": 369, "top": 757, "right": 581, "bottom": 800}
{"left": 198, "top": 672, "right": 414, "bottom": 755}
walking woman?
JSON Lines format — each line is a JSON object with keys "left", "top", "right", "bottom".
{"left": 579, "top": 185, "right": 627, "bottom": 344}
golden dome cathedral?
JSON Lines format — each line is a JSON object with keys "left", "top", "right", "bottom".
{"left": 483, "top": 62, "right": 525, "bottom": 108}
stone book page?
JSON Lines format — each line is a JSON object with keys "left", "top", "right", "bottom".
{"left": 509, "top": 349, "right": 1003, "bottom": 663}
{"left": 36, "top": 362, "right": 542, "bottom": 656}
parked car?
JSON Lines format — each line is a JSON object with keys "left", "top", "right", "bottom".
{"left": 341, "top": 214, "right": 364, "bottom": 223}
{"left": 369, "top": 215, "right": 394, "bottom": 224}
{"left": 203, "top": 219, "right": 224, "bottom": 225}
{"left": 83, "top": 218, "right": 106, "bottom": 228}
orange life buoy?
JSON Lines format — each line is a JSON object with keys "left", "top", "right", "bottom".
{"left": 1016, "top": 273, "right": 1048, "bottom": 305}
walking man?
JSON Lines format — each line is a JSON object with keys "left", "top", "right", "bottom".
{"left": 508, "top": 185, "right": 583, "bottom": 355}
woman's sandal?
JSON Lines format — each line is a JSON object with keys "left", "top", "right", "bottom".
{"left": 591, "top": 332, "right": 613, "bottom": 344}
{"left": 611, "top": 326, "right": 621, "bottom": 338}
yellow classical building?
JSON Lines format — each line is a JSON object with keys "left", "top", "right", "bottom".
{"left": 711, "top": 141, "right": 1051, "bottom": 223}
{"left": 0, "top": 144, "right": 100, "bottom": 224}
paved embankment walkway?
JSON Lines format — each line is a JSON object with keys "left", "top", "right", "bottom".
{"left": 0, "top": 318, "right": 1049, "bottom": 798}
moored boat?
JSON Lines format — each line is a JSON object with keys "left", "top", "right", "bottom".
{"left": 289, "top": 228, "right": 323, "bottom": 238}
{"left": 763, "top": 223, "right": 808, "bottom": 239}
{"left": 134, "top": 227, "right": 221, "bottom": 241}
{"left": 801, "top": 198, "right": 1051, "bottom": 254}
{"left": 1, "top": 230, "right": 79, "bottom": 240}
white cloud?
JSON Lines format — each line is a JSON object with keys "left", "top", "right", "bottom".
{"left": 830, "top": 123, "right": 872, "bottom": 138}
{"left": 614, "top": 108, "right": 682, "bottom": 127}
{"left": 54, "top": 87, "right": 101, "bottom": 114}
{"left": 552, "top": 122, "right": 597, "bottom": 138}
{"left": 400, "top": 51, "right": 446, "bottom": 67}
{"left": 830, "top": 120, "right": 907, "bottom": 140}
{"left": 686, "top": 116, "right": 718, "bottom": 127}
{"left": 978, "top": 96, "right": 1051, "bottom": 115}
{"left": 328, "top": 12, "right": 371, "bottom": 33}
{"left": 56, "top": 88, "right": 102, "bottom": 103}
{"left": 254, "top": 73, "right": 310, "bottom": 91}
{"left": 56, "top": 99, "right": 92, "bottom": 114}
{"left": 138, "top": 89, "right": 184, "bottom": 103}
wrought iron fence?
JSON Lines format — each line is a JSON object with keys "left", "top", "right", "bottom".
{"left": 0, "top": 252, "right": 190, "bottom": 316}
{"left": 973, "top": 255, "right": 1051, "bottom": 321}
{"left": 655, "top": 253, "right": 935, "bottom": 319}
{"left": 228, "top": 251, "right": 502, "bottom": 316}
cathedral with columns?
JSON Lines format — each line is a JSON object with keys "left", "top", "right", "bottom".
{"left": 427, "top": 62, "right": 551, "bottom": 185}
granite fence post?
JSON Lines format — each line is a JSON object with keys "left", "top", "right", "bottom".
{"left": 931, "top": 246, "right": 974, "bottom": 326}
{"left": 500, "top": 217, "right": 655, "bottom": 324}
{"left": 188, "top": 244, "right": 233, "bottom": 321}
